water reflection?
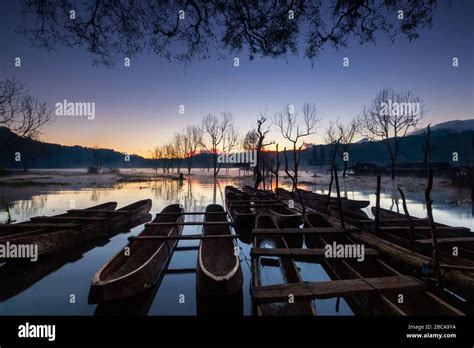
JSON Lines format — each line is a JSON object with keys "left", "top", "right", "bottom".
{"left": 0, "top": 171, "right": 472, "bottom": 315}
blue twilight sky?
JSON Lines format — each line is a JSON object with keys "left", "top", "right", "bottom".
{"left": 0, "top": 0, "right": 473, "bottom": 156}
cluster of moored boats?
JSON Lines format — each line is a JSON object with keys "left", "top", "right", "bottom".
{"left": 233, "top": 185, "right": 473, "bottom": 316}
{"left": 1, "top": 184, "right": 473, "bottom": 316}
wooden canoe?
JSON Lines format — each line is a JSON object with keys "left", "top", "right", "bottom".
{"left": 0, "top": 200, "right": 152, "bottom": 257}
{"left": 196, "top": 204, "right": 243, "bottom": 296}
{"left": 225, "top": 190, "right": 256, "bottom": 240}
{"left": 277, "top": 188, "right": 370, "bottom": 211}
{"left": 252, "top": 214, "right": 316, "bottom": 316}
{"left": 88, "top": 204, "right": 184, "bottom": 303}
{"left": 373, "top": 207, "right": 472, "bottom": 237}
{"left": 0, "top": 213, "right": 153, "bottom": 302}
{"left": 304, "top": 212, "right": 464, "bottom": 315}
{"left": 327, "top": 205, "right": 372, "bottom": 228}
{"left": 0, "top": 202, "right": 118, "bottom": 236}
{"left": 350, "top": 230, "right": 474, "bottom": 311}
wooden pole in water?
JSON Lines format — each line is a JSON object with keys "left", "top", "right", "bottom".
{"left": 262, "top": 154, "right": 266, "bottom": 191}
{"left": 425, "top": 168, "right": 442, "bottom": 291}
{"left": 275, "top": 144, "right": 279, "bottom": 193}
{"left": 374, "top": 175, "right": 381, "bottom": 235}
{"left": 333, "top": 166, "right": 345, "bottom": 230}
{"left": 397, "top": 186, "right": 414, "bottom": 249}
{"left": 325, "top": 166, "right": 335, "bottom": 213}
{"left": 270, "top": 158, "right": 274, "bottom": 190}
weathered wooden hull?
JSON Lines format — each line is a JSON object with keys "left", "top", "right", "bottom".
{"left": 89, "top": 204, "right": 183, "bottom": 303}
{"left": 0, "top": 200, "right": 152, "bottom": 257}
{"left": 253, "top": 215, "right": 315, "bottom": 316}
{"left": 304, "top": 212, "right": 464, "bottom": 315}
{"left": 196, "top": 204, "right": 243, "bottom": 296}
{"left": 0, "top": 202, "right": 118, "bottom": 237}
{"left": 225, "top": 189, "right": 256, "bottom": 241}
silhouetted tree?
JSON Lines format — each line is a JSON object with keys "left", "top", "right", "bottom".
{"left": 20, "top": 1, "right": 437, "bottom": 66}
{"left": 183, "top": 125, "right": 202, "bottom": 175}
{"left": 422, "top": 124, "right": 435, "bottom": 175}
{"left": 200, "top": 112, "right": 233, "bottom": 178}
{"left": 274, "top": 103, "right": 321, "bottom": 190}
{"left": 0, "top": 79, "right": 51, "bottom": 148}
{"left": 359, "top": 89, "right": 424, "bottom": 180}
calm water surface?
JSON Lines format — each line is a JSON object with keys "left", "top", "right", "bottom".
{"left": 0, "top": 173, "right": 472, "bottom": 315}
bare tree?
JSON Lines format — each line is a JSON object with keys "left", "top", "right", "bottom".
{"left": 0, "top": 79, "right": 52, "bottom": 148}
{"left": 422, "top": 124, "right": 435, "bottom": 176}
{"left": 252, "top": 114, "right": 273, "bottom": 188}
{"left": 171, "top": 133, "right": 185, "bottom": 173}
{"left": 150, "top": 146, "right": 163, "bottom": 174}
{"left": 21, "top": 1, "right": 437, "bottom": 66}
{"left": 359, "top": 89, "right": 425, "bottom": 180}
{"left": 325, "top": 118, "right": 359, "bottom": 177}
{"left": 183, "top": 125, "right": 202, "bottom": 175}
{"left": 90, "top": 145, "right": 103, "bottom": 173}
{"left": 200, "top": 112, "right": 233, "bottom": 178}
{"left": 242, "top": 129, "right": 259, "bottom": 151}
{"left": 274, "top": 103, "right": 321, "bottom": 190}
{"left": 222, "top": 123, "right": 239, "bottom": 173}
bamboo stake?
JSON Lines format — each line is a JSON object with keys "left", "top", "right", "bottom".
{"left": 397, "top": 186, "right": 415, "bottom": 249}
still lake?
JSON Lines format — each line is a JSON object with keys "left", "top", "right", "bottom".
{"left": 0, "top": 170, "right": 472, "bottom": 315}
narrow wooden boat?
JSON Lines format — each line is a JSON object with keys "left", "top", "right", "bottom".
{"left": 327, "top": 205, "right": 372, "bottom": 228}
{"left": 350, "top": 230, "right": 474, "bottom": 312}
{"left": 252, "top": 214, "right": 316, "bottom": 316}
{"left": 0, "top": 202, "right": 118, "bottom": 236}
{"left": 196, "top": 204, "right": 243, "bottom": 296}
{"left": 304, "top": 212, "right": 464, "bottom": 315}
{"left": 0, "top": 200, "right": 152, "bottom": 257}
{"left": 373, "top": 207, "right": 472, "bottom": 237}
{"left": 225, "top": 190, "right": 255, "bottom": 242}
{"left": 0, "top": 213, "right": 153, "bottom": 302}
{"left": 277, "top": 187, "right": 370, "bottom": 211}
{"left": 88, "top": 204, "right": 184, "bottom": 303}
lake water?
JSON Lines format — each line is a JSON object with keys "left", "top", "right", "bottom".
{"left": 0, "top": 172, "right": 472, "bottom": 315}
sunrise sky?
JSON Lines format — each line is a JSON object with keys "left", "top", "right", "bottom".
{"left": 1, "top": 0, "right": 473, "bottom": 157}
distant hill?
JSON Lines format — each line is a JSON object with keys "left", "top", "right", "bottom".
{"left": 1, "top": 125, "right": 473, "bottom": 170}
{"left": 410, "top": 119, "right": 474, "bottom": 135}
{"left": 0, "top": 127, "right": 217, "bottom": 170}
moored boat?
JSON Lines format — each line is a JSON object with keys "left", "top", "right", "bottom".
{"left": 252, "top": 214, "right": 316, "bottom": 316}
{"left": 88, "top": 204, "right": 183, "bottom": 303}
{"left": 304, "top": 212, "right": 464, "bottom": 315}
{"left": 0, "top": 200, "right": 152, "bottom": 257}
{"left": 196, "top": 204, "right": 243, "bottom": 296}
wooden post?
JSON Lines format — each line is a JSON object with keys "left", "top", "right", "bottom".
{"left": 425, "top": 168, "right": 442, "bottom": 291}
{"left": 275, "top": 144, "right": 280, "bottom": 195}
{"left": 270, "top": 158, "right": 274, "bottom": 189}
{"left": 373, "top": 175, "right": 381, "bottom": 234}
{"left": 333, "top": 166, "right": 345, "bottom": 230}
{"left": 397, "top": 186, "right": 415, "bottom": 249}
{"left": 262, "top": 154, "right": 266, "bottom": 191}
{"left": 325, "top": 166, "right": 334, "bottom": 213}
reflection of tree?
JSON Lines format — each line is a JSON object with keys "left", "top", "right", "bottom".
{"left": 10, "top": 195, "right": 48, "bottom": 221}
{"left": 90, "top": 187, "right": 113, "bottom": 202}
{"left": 21, "top": 1, "right": 437, "bottom": 66}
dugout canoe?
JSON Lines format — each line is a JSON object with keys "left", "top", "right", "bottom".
{"left": 88, "top": 204, "right": 184, "bottom": 303}
{"left": 304, "top": 212, "right": 464, "bottom": 315}
{"left": 196, "top": 204, "right": 243, "bottom": 296}
{"left": 225, "top": 190, "right": 256, "bottom": 242}
{"left": 276, "top": 187, "right": 370, "bottom": 211}
{"left": 252, "top": 214, "right": 316, "bottom": 316}
{"left": 373, "top": 207, "right": 473, "bottom": 237}
{"left": 0, "top": 202, "right": 118, "bottom": 236}
{"left": 0, "top": 200, "right": 152, "bottom": 257}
